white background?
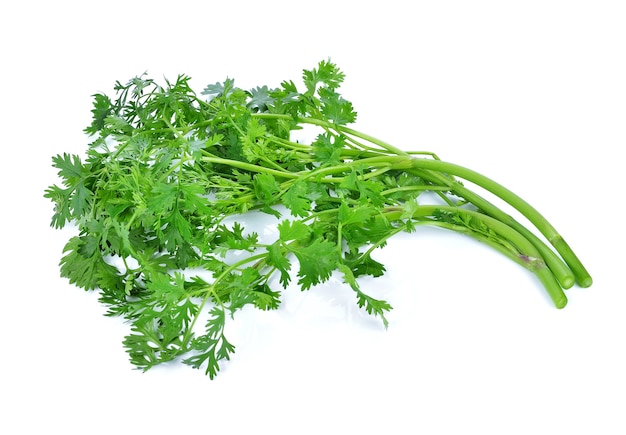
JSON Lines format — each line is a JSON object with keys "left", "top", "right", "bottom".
{"left": 1, "top": 1, "right": 624, "bottom": 433}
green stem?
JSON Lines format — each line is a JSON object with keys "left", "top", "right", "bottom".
{"left": 408, "top": 159, "right": 591, "bottom": 288}
{"left": 201, "top": 155, "right": 299, "bottom": 179}
{"left": 334, "top": 124, "right": 410, "bottom": 156}
{"left": 381, "top": 185, "right": 450, "bottom": 197}
{"left": 409, "top": 167, "right": 574, "bottom": 289}
{"left": 253, "top": 113, "right": 409, "bottom": 156}
{"left": 410, "top": 220, "right": 534, "bottom": 270}
{"left": 384, "top": 205, "right": 567, "bottom": 308}
{"left": 229, "top": 112, "right": 590, "bottom": 287}
{"left": 184, "top": 251, "right": 269, "bottom": 345}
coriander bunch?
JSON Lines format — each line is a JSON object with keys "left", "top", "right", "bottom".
{"left": 46, "top": 60, "right": 591, "bottom": 377}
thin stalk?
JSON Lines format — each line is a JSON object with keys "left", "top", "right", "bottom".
{"left": 409, "top": 220, "right": 536, "bottom": 270}
{"left": 201, "top": 155, "right": 299, "bottom": 179}
{"left": 381, "top": 185, "right": 450, "bottom": 196}
{"left": 384, "top": 205, "right": 567, "bottom": 308}
{"left": 247, "top": 112, "right": 589, "bottom": 287}
{"left": 252, "top": 113, "right": 409, "bottom": 156}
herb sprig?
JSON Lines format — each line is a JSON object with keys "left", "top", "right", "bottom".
{"left": 46, "top": 60, "right": 592, "bottom": 377}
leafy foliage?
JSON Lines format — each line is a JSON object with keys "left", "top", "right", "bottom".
{"left": 46, "top": 60, "right": 591, "bottom": 377}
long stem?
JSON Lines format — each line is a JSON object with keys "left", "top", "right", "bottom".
{"left": 253, "top": 112, "right": 591, "bottom": 287}
{"left": 253, "top": 112, "right": 409, "bottom": 156}
{"left": 408, "top": 160, "right": 591, "bottom": 288}
{"left": 201, "top": 155, "right": 299, "bottom": 179}
{"left": 408, "top": 167, "right": 575, "bottom": 289}
{"left": 385, "top": 205, "right": 567, "bottom": 308}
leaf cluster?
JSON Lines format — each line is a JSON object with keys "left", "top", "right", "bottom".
{"left": 46, "top": 60, "right": 591, "bottom": 377}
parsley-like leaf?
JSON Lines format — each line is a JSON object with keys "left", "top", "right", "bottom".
{"left": 288, "top": 239, "right": 338, "bottom": 290}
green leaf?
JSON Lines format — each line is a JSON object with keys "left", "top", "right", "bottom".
{"left": 59, "top": 236, "right": 106, "bottom": 290}
{"left": 340, "top": 169, "right": 385, "bottom": 205}
{"left": 123, "top": 308, "right": 189, "bottom": 371}
{"left": 252, "top": 284, "right": 281, "bottom": 310}
{"left": 319, "top": 87, "right": 357, "bottom": 125}
{"left": 266, "top": 242, "right": 292, "bottom": 287}
{"left": 214, "top": 222, "right": 259, "bottom": 253}
{"left": 171, "top": 208, "right": 193, "bottom": 244}
{"left": 338, "top": 263, "right": 391, "bottom": 328}
{"left": 344, "top": 249, "right": 386, "bottom": 278}
{"left": 355, "top": 290, "right": 392, "bottom": 329}
{"left": 123, "top": 324, "right": 161, "bottom": 371}
{"left": 84, "top": 93, "right": 113, "bottom": 135}
{"left": 202, "top": 77, "right": 235, "bottom": 101}
{"left": 303, "top": 59, "right": 345, "bottom": 94}
{"left": 70, "top": 182, "right": 93, "bottom": 220}
{"left": 277, "top": 219, "right": 311, "bottom": 242}
{"left": 146, "top": 272, "right": 188, "bottom": 306}
{"left": 182, "top": 307, "right": 234, "bottom": 379}
{"left": 44, "top": 185, "right": 72, "bottom": 228}
{"left": 252, "top": 172, "right": 281, "bottom": 205}
{"left": 52, "top": 153, "right": 87, "bottom": 183}
{"left": 312, "top": 132, "right": 344, "bottom": 165}
{"left": 338, "top": 202, "right": 377, "bottom": 227}
{"left": 225, "top": 267, "right": 264, "bottom": 314}
{"left": 148, "top": 182, "right": 178, "bottom": 213}
{"left": 282, "top": 179, "right": 323, "bottom": 217}
{"left": 247, "top": 85, "right": 276, "bottom": 112}
{"left": 179, "top": 183, "right": 212, "bottom": 215}
{"left": 241, "top": 117, "right": 268, "bottom": 163}
{"left": 288, "top": 239, "right": 338, "bottom": 290}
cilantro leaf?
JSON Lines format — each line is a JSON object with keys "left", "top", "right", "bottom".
{"left": 344, "top": 249, "right": 387, "bottom": 278}
{"left": 202, "top": 78, "right": 235, "bottom": 101}
{"left": 288, "top": 239, "right": 338, "bottom": 290}
{"left": 266, "top": 242, "right": 292, "bottom": 287}
{"left": 59, "top": 236, "right": 118, "bottom": 291}
{"left": 247, "top": 85, "right": 276, "bottom": 112}
{"left": 303, "top": 59, "right": 345, "bottom": 94}
{"left": 319, "top": 87, "right": 357, "bottom": 125}
{"left": 252, "top": 172, "right": 281, "bottom": 212}
{"left": 277, "top": 219, "right": 311, "bottom": 242}
{"left": 182, "top": 307, "right": 235, "bottom": 379}
{"left": 84, "top": 93, "right": 113, "bottom": 135}
{"left": 44, "top": 185, "right": 72, "bottom": 229}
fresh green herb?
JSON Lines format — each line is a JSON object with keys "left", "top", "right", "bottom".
{"left": 45, "top": 60, "right": 592, "bottom": 377}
